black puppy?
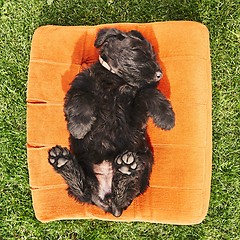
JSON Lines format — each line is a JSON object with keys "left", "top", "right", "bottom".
{"left": 48, "top": 28, "right": 175, "bottom": 217}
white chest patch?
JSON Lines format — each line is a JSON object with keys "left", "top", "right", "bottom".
{"left": 93, "top": 161, "right": 113, "bottom": 199}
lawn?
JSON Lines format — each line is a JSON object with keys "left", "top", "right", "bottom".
{"left": 0, "top": 0, "right": 239, "bottom": 239}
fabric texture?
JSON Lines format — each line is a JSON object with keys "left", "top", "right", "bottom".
{"left": 27, "top": 21, "right": 212, "bottom": 224}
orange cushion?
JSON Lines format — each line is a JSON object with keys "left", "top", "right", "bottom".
{"left": 27, "top": 21, "right": 212, "bottom": 224}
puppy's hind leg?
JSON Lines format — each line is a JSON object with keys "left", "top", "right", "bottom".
{"left": 111, "top": 150, "right": 153, "bottom": 217}
{"left": 48, "top": 145, "right": 92, "bottom": 203}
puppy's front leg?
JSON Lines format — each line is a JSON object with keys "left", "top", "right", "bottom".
{"left": 149, "top": 89, "right": 175, "bottom": 130}
{"left": 136, "top": 88, "right": 175, "bottom": 130}
{"left": 64, "top": 90, "right": 96, "bottom": 139}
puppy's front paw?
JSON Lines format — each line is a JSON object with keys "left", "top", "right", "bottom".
{"left": 48, "top": 145, "right": 71, "bottom": 169}
{"left": 115, "top": 151, "right": 137, "bottom": 175}
{"left": 154, "top": 107, "right": 175, "bottom": 130}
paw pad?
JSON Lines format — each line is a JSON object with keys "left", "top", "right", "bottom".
{"left": 48, "top": 145, "right": 71, "bottom": 169}
{"left": 115, "top": 152, "right": 137, "bottom": 175}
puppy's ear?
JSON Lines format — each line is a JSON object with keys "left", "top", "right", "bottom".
{"left": 94, "top": 28, "right": 126, "bottom": 48}
{"left": 128, "top": 30, "right": 145, "bottom": 41}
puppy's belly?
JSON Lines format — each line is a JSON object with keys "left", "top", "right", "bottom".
{"left": 93, "top": 161, "right": 113, "bottom": 199}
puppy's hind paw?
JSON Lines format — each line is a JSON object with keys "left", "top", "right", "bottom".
{"left": 115, "top": 151, "right": 138, "bottom": 175}
{"left": 48, "top": 145, "right": 71, "bottom": 169}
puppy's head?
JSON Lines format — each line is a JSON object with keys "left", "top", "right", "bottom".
{"left": 94, "top": 28, "right": 162, "bottom": 87}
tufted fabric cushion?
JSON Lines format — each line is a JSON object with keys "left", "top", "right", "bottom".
{"left": 27, "top": 21, "right": 212, "bottom": 224}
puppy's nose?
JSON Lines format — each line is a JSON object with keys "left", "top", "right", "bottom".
{"left": 156, "top": 71, "right": 162, "bottom": 80}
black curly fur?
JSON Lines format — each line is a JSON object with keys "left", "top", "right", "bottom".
{"left": 48, "top": 28, "right": 175, "bottom": 217}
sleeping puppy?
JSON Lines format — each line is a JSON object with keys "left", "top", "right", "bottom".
{"left": 48, "top": 28, "right": 175, "bottom": 217}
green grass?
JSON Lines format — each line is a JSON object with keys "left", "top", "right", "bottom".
{"left": 0, "top": 0, "right": 239, "bottom": 239}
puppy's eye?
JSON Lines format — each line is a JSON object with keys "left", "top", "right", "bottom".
{"left": 156, "top": 71, "right": 162, "bottom": 80}
{"left": 117, "top": 34, "right": 125, "bottom": 41}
